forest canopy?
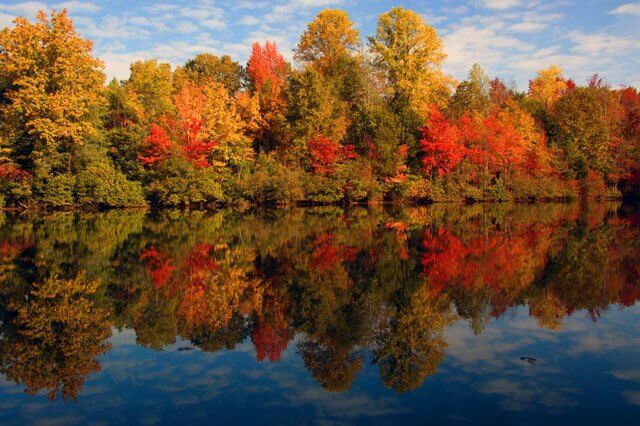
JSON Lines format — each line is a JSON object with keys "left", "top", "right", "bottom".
{"left": 0, "top": 8, "right": 639, "bottom": 208}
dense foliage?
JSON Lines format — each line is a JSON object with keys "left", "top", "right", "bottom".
{"left": 1, "top": 8, "right": 639, "bottom": 208}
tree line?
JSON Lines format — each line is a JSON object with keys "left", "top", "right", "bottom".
{"left": 1, "top": 8, "right": 639, "bottom": 208}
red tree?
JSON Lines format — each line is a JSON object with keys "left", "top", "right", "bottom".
{"left": 139, "top": 124, "right": 172, "bottom": 166}
{"left": 247, "top": 41, "right": 289, "bottom": 93}
{"left": 307, "top": 136, "right": 355, "bottom": 176}
{"left": 420, "top": 106, "right": 466, "bottom": 177}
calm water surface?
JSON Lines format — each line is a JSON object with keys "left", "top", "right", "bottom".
{"left": 0, "top": 203, "right": 639, "bottom": 425}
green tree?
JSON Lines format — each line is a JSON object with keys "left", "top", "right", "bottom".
{"left": 176, "top": 53, "right": 244, "bottom": 95}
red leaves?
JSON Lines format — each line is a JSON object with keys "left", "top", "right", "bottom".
{"left": 247, "top": 41, "right": 288, "bottom": 93}
{"left": 140, "top": 247, "right": 175, "bottom": 289}
{"left": 139, "top": 84, "right": 217, "bottom": 169}
{"left": 180, "top": 118, "right": 216, "bottom": 169}
{"left": 307, "top": 136, "right": 356, "bottom": 176}
{"left": 420, "top": 106, "right": 466, "bottom": 177}
{"left": 310, "top": 232, "right": 356, "bottom": 272}
{"left": 0, "top": 163, "right": 31, "bottom": 182}
{"left": 139, "top": 124, "right": 172, "bottom": 166}
{"left": 421, "top": 104, "right": 553, "bottom": 180}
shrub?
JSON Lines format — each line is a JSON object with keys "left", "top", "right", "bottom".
{"left": 38, "top": 174, "right": 76, "bottom": 207}
{"left": 145, "top": 157, "right": 224, "bottom": 207}
{"left": 75, "top": 157, "right": 146, "bottom": 207}
{"left": 243, "top": 154, "right": 305, "bottom": 205}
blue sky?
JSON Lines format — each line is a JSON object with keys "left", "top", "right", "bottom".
{"left": 1, "top": 1, "right": 639, "bottom": 89}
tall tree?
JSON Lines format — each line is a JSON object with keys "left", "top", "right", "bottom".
{"left": 246, "top": 41, "right": 291, "bottom": 153}
{"left": 529, "top": 65, "right": 568, "bottom": 110}
{"left": 294, "top": 9, "right": 361, "bottom": 76}
{"left": 176, "top": 53, "right": 244, "bottom": 95}
{"left": 126, "top": 59, "right": 174, "bottom": 122}
{"left": 368, "top": 6, "right": 452, "bottom": 115}
{"left": 0, "top": 10, "right": 104, "bottom": 175}
{"left": 448, "top": 64, "right": 491, "bottom": 118}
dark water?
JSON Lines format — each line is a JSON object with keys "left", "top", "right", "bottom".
{"left": 0, "top": 203, "right": 639, "bottom": 425}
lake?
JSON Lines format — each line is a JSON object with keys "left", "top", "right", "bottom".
{"left": 0, "top": 203, "right": 639, "bottom": 425}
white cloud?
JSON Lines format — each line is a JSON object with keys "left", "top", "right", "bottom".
{"left": 293, "top": 0, "right": 342, "bottom": 7}
{"left": 54, "top": 1, "right": 99, "bottom": 13}
{"left": 609, "top": 3, "right": 640, "bottom": 16}
{"left": 0, "top": 2, "right": 48, "bottom": 18}
{"left": 239, "top": 15, "right": 260, "bottom": 25}
{"left": 568, "top": 31, "right": 640, "bottom": 55}
{"left": 176, "top": 21, "right": 199, "bottom": 34}
{"left": 443, "top": 17, "right": 534, "bottom": 79}
{"left": 508, "top": 22, "right": 546, "bottom": 32}
{"left": 479, "top": 0, "right": 523, "bottom": 10}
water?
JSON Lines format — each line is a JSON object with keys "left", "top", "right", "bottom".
{"left": 0, "top": 203, "right": 639, "bottom": 425}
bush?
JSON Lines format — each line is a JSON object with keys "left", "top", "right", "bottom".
{"left": 509, "top": 174, "right": 577, "bottom": 200}
{"left": 243, "top": 154, "right": 305, "bottom": 205}
{"left": 75, "top": 157, "right": 146, "bottom": 207}
{"left": 38, "top": 174, "right": 76, "bottom": 207}
{"left": 145, "top": 157, "right": 224, "bottom": 207}
{"left": 337, "top": 160, "right": 382, "bottom": 203}
{"left": 302, "top": 173, "right": 343, "bottom": 203}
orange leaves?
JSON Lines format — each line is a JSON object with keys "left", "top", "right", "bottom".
{"left": 139, "top": 83, "right": 217, "bottom": 169}
{"left": 140, "top": 247, "right": 175, "bottom": 289}
{"left": 420, "top": 102, "right": 553, "bottom": 180}
{"left": 139, "top": 124, "right": 172, "bottom": 166}
{"left": 420, "top": 105, "right": 465, "bottom": 177}
{"left": 0, "top": 163, "right": 31, "bottom": 182}
{"left": 247, "top": 41, "right": 289, "bottom": 94}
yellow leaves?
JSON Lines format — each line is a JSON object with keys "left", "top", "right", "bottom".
{"left": 127, "top": 59, "right": 174, "bottom": 121}
{"left": 7, "top": 273, "right": 112, "bottom": 401}
{"left": 369, "top": 7, "right": 452, "bottom": 114}
{"left": 202, "top": 81, "right": 255, "bottom": 168}
{"left": 529, "top": 65, "right": 568, "bottom": 110}
{"left": 295, "top": 9, "right": 361, "bottom": 73}
{"left": 235, "top": 91, "right": 266, "bottom": 139}
{"left": 0, "top": 10, "right": 104, "bottom": 154}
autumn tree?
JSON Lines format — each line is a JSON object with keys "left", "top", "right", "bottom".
{"left": 287, "top": 69, "right": 350, "bottom": 152}
{"left": 126, "top": 59, "right": 174, "bottom": 121}
{"left": 420, "top": 106, "right": 465, "bottom": 177}
{"left": 369, "top": 7, "right": 452, "bottom": 116}
{"left": 295, "top": 9, "right": 361, "bottom": 76}
{"left": 552, "top": 85, "right": 619, "bottom": 181}
{"left": 246, "top": 41, "right": 291, "bottom": 153}
{"left": 175, "top": 53, "right": 244, "bottom": 95}
{"left": 448, "top": 64, "right": 491, "bottom": 118}
{"left": 529, "top": 65, "right": 568, "bottom": 110}
{"left": 0, "top": 9, "right": 143, "bottom": 207}
{"left": 489, "top": 78, "right": 514, "bottom": 107}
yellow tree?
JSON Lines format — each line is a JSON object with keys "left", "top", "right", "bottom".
{"left": 0, "top": 10, "right": 105, "bottom": 173}
{"left": 202, "top": 81, "right": 255, "bottom": 170}
{"left": 529, "top": 65, "right": 568, "bottom": 110}
{"left": 3, "top": 274, "right": 112, "bottom": 401}
{"left": 369, "top": 7, "right": 452, "bottom": 115}
{"left": 374, "top": 285, "right": 456, "bottom": 392}
{"left": 126, "top": 59, "right": 174, "bottom": 122}
{"left": 294, "top": 9, "right": 361, "bottom": 75}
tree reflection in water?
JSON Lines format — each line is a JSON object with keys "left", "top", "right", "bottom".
{"left": 0, "top": 203, "right": 638, "bottom": 400}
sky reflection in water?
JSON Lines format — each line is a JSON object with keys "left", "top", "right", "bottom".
{"left": 0, "top": 203, "right": 639, "bottom": 425}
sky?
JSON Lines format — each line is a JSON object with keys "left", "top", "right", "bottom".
{"left": 0, "top": 0, "right": 639, "bottom": 90}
